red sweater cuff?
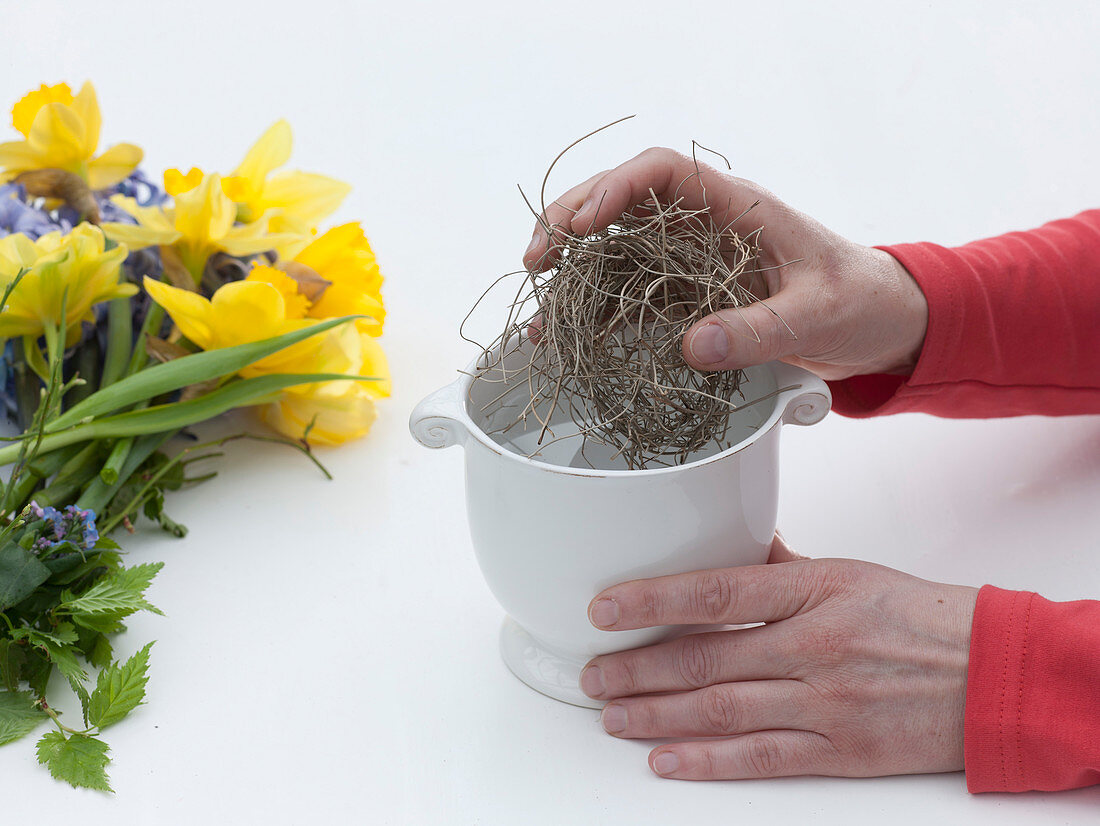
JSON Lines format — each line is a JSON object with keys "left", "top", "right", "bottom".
{"left": 965, "top": 585, "right": 1100, "bottom": 793}
{"left": 829, "top": 210, "right": 1100, "bottom": 418}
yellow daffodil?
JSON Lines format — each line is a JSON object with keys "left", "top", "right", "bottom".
{"left": 144, "top": 272, "right": 389, "bottom": 446}
{"left": 222, "top": 119, "right": 351, "bottom": 257}
{"left": 0, "top": 223, "right": 135, "bottom": 344}
{"left": 0, "top": 82, "right": 143, "bottom": 189}
{"left": 258, "top": 381, "right": 378, "bottom": 446}
{"left": 259, "top": 328, "right": 390, "bottom": 445}
{"left": 104, "top": 172, "right": 301, "bottom": 282}
{"left": 245, "top": 223, "right": 384, "bottom": 336}
{"left": 142, "top": 275, "right": 355, "bottom": 379}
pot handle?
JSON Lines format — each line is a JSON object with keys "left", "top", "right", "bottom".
{"left": 409, "top": 379, "right": 470, "bottom": 449}
{"left": 772, "top": 362, "right": 832, "bottom": 427}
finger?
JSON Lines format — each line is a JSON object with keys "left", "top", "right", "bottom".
{"left": 568, "top": 147, "right": 774, "bottom": 239}
{"left": 589, "top": 560, "right": 828, "bottom": 630}
{"left": 682, "top": 286, "right": 820, "bottom": 370}
{"left": 599, "top": 680, "right": 811, "bottom": 739}
{"left": 768, "top": 531, "right": 809, "bottom": 564}
{"left": 523, "top": 169, "right": 609, "bottom": 272}
{"left": 581, "top": 626, "right": 791, "bottom": 700}
{"left": 649, "top": 731, "right": 840, "bottom": 780}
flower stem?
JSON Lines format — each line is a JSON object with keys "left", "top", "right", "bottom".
{"left": 100, "top": 297, "right": 133, "bottom": 389}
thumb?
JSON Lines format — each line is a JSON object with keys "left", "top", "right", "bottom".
{"left": 767, "top": 531, "right": 809, "bottom": 564}
{"left": 682, "top": 290, "right": 806, "bottom": 371}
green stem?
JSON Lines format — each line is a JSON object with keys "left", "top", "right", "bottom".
{"left": 33, "top": 441, "right": 104, "bottom": 508}
{"left": 124, "top": 304, "right": 165, "bottom": 378}
{"left": 11, "top": 340, "right": 40, "bottom": 432}
{"left": 76, "top": 431, "right": 176, "bottom": 514}
{"left": 63, "top": 335, "right": 101, "bottom": 410}
{"left": 100, "top": 296, "right": 133, "bottom": 389}
{"left": 0, "top": 444, "right": 83, "bottom": 517}
{"left": 99, "top": 438, "right": 132, "bottom": 485}
{"left": 100, "top": 441, "right": 225, "bottom": 535}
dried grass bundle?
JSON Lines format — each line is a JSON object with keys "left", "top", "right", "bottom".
{"left": 464, "top": 129, "right": 785, "bottom": 470}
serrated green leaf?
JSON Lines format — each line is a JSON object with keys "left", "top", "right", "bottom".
{"left": 49, "top": 622, "right": 79, "bottom": 645}
{"left": 87, "top": 634, "right": 113, "bottom": 670}
{"left": 0, "top": 690, "right": 46, "bottom": 745}
{"left": 0, "top": 638, "right": 27, "bottom": 692}
{"left": 0, "top": 543, "right": 52, "bottom": 612}
{"left": 88, "top": 642, "right": 153, "bottom": 729}
{"left": 15, "top": 628, "right": 90, "bottom": 697}
{"left": 60, "top": 562, "right": 164, "bottom": 620}
{"left": 36, "top": 731, "right": 112, "bottom": 792}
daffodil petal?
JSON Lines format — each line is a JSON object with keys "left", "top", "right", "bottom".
{"left": 86, "top": 142, "right": 143, "bottom": 190}
{"left": 358, "top": 333, "right": 391, "bottom": 398}
{"left": 26, "top": 102, "right": 86, "bottom": 167}
{"left": 261, "top": 171, "right": 351, "bottom": 226}
{"left": 143, "top": 276, "right": 216, "bottom": 349}
{"left": 233, "top": 119, "right": 292, "bottom": 192}
{"left": 71, "top": 81, "right": 101, "bottom": 157}
{"left": 101, "top": 221, "right": 180, "bottom": 249}
{"left": 258, "top": 384, "right": 377, "bottom": 446}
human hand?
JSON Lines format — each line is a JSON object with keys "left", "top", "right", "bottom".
{"left": 579, "top": 534, "right": 978, "bottom": 781}
{"left": 523, "top": 148, "right": 929, "bottom": 380}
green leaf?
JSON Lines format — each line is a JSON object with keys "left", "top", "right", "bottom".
{"left": 47, "top": 315, "right": 362, "bottom": 432}
{"left": 13, "top": 628, "right": 90, "bottom": 703}
{"left": 0, "top": 639, "right": 27, "bottom": 692}
{"left": 0, "top": 690, "right": 46, "bottom": 746}
{"left": 36, "top": 731, "right": 112, "bottom": 792}
{"left": 87, "top": 634, "right": 113, "bottom": 670}
{"left": 60, "top": 562, "right": 164, "bottom": 620}
{"left": 0, "top": 543, "right": 52, "bottom": 612}
{"left": 0, "top": 371, "right": 378, "bottom": 466}
{"left": 88, "top": 642, "right": 153, "bottom": 729}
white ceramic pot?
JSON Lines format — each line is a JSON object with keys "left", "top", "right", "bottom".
{"left": 410, "top": 340, "right": 831, "bottom": 708}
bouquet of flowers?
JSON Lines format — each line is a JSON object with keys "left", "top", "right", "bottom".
{"left": 0, "top": 81, "right": 389, "bottom": 791}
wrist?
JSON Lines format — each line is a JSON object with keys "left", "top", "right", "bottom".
{"left": 872, "top": 248, "right": 929, "bottom": 376}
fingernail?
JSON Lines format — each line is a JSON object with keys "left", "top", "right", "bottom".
{"left": 601, "top": 704, "right": 627, "bottom": 733}
{"left": 574, "top": 196, "right": 595, "bottom": 227}
{"left": 687, "top": 323, "right": 729, "bottom": 365}
{"left": 524, "top": 229, "right": 542, "bottom": 259}
{"left": 653, "top": 751, "right": 680, "bottom": 775}
{"left": 580, "top": 665, "right": 606, "bottom": 697}
{"left": 590, "top": 598, "right": 620, "bottom": 628}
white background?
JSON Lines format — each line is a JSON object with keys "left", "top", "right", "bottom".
{"left": 3, "top": 0, "right": 1100, "bottom": 822}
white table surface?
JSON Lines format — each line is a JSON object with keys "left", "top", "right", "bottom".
{"left": 3, "top": 0, "right": 1100, "bottom": 821}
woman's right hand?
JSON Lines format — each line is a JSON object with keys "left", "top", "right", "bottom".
{"left": 522, "top": 147, "right": 929, "bottom": 381}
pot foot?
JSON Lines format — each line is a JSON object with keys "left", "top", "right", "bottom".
{"left": 499, "top": 617, "right": 602, "bottom": 709}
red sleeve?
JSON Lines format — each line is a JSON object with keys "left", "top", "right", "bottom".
{"left": 828, "top": 209, "right": 1100, "bottom": 418}
{"left": 965, "top": 585, "right": 1100, "bottom": 792}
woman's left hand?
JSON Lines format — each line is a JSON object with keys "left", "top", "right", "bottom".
{"left": 580, "top": 535, "right": 978, "bottom": 781}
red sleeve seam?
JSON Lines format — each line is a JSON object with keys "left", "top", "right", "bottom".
{"left": 1014, "top": 594, "right": 1034, "bottom": 789}
{"left": 997, "top": 591, "right": 1019, "bottom": 790}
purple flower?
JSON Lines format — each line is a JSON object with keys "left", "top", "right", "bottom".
{"left": 0, "top": 183, "right": 68, "bottom": 239}
{"left": 24, "top": 501, "right": 101, "bottom": 551}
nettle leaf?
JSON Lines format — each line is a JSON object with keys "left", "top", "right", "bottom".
{"left": 15, "top": 628, "right": 90, "bottom": 704}
{"left": 36, "top": 731, "right": 112, "bottom": 792}
{"left": 0, "top": 544, "right": 52, "bottom": 612}
{"left": 61, "top": 562, "right": 165, "bottom": 620}
{"left": 87, "top": 634, "right": 114, "bottom": 670}
{"left": 88, "top": 642, "right": 154, "bottom": 729}
{"left": 0, "top": 690, "right": 46, "bottom": 746}
{"left": 0, "top": 638, "right": 27, "bottom": 692}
